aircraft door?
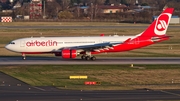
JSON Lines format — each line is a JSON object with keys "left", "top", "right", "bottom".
{"left": 20, "top": 41, "right": 25, "bottom": 47}
{"left": 135, "top": 38, "right": 139, "bottom": 44}
{"left": 128, "top": 38, "right": 139, "bottom": 44}
{"left": 98, "top": 39, "right": 102, "bottom": 43}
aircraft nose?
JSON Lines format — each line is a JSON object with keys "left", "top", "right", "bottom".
{"left": 5, "top": 44, "right": 11, "bottom": 50}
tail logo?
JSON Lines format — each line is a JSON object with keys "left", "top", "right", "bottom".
{"left": 157, "top": 20, "right": 167, "bottom": 31}
{"left": 154, "top": 13, "right": 171, "bottom": 35}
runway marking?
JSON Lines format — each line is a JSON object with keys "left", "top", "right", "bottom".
{"left": 33, "top": 86, "right": 46, "bottom": 91}
{"left": 160, "top": 90, "right": 180, "bottom": 97}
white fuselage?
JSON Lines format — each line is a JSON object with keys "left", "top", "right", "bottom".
{"left": 5, "top": 35, "right": 136, "bottom": 53}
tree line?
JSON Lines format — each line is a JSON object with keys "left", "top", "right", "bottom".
{"left": 1, "top": 0, "right": 180, "bottom": 23}
{"left": 43, "top": 0, "right": 180, "bottom": 23}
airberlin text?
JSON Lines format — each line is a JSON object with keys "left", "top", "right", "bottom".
{"left": 26, "top": 40, "right": 58, "bottom": 47}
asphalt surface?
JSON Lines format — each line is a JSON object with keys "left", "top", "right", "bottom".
{"left": 1, "top": 71, "right": 180, "bottom": 101}
{"left": 0, "top": 25, "right": 179, "bottom": 29}
{"left": 0, "top": 56, "right": 180, "bottom": 65}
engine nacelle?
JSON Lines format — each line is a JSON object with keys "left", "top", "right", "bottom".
{"left": 61, "top": 49, "right": 77, "bottom": 59}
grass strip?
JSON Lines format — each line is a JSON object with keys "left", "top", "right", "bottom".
{"left": 1, "top": 65, "right": 180, "bottom": 90}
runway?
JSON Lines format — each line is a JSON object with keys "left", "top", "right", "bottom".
{"left": 1, "top": 89, "right": 180, "bottom": 101}
{"left": 0, "top": 25, "right": 179, "bottom": 29}
{"left": 1, "top": 71, "right": 180, "bottom": 101}
{"left": 0, "top": 56, "right": 180, "bottom": 65}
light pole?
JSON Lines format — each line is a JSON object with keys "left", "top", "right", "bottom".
{"left": 43, "top": 0, "right": 46, "bottom": 18}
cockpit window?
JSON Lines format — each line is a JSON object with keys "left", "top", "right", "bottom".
{"left": 9, "top": 42, "right": 15, "bottom": 44}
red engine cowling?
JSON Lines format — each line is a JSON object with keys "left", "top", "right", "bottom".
{"left": 61, "top": 49, "right": 77, "bottom": 59}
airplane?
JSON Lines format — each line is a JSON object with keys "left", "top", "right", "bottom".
{"left": 5, "top": 8, "right": 174, "bottom": 60}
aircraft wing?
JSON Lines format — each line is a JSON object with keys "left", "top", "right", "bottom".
{"left": 60, "top": 42, "right": 122, "bottom": 52}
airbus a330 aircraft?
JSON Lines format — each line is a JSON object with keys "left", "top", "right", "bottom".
{"left": 5, "top": 8, "right": 174, "bottom": 60}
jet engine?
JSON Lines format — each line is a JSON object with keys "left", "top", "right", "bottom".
{"left": 61, "top": 49, "right": 77, "bottom": 59}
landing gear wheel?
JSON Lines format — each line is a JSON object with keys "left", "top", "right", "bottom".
{"left": 85, "top": 56, "right": 91, "bottom": 60}
{"left": 81, "top": 55, "right": 86, "bottom": 60}
{"left": 91, "top": 56, "right": 96, "bottom": 61}
{"left": 22, "top": 57, "right": 26, "bottom": 60}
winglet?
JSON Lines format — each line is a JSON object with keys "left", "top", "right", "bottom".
{"left": 100, "top": 34, "right": 104, "bottom": 36}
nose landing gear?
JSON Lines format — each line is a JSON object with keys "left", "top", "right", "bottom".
{"left": 22, "top": 53, "right": 26, "bottom": 60}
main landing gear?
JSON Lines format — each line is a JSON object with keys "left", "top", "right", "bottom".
{"left": 81, "top": 51, "right": 96, "bottom": 61}
{"left": 81, "top": 55, "right": 96, "bottom": 61}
